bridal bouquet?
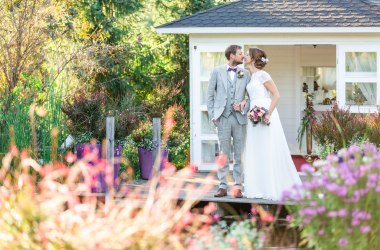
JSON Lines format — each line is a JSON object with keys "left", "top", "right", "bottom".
{"left": 248, "top": 106, "right": 270, "bottom": 126}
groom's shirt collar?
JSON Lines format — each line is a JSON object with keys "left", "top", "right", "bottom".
{"left": 227, "top": 64, "right": 237, "bottom": 79}
{"left": 226, "top": 64, "right": 237, "bottom": 71}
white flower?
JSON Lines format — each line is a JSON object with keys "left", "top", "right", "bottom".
{"left": 261, "top": 57, "right": 269, "bottom": 63}
{"left": 237, "top": 70, "right": 244, "bottom": 78}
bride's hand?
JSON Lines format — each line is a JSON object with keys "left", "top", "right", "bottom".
{"left": 264, "top": 114, "right": 271, "bottom": 124}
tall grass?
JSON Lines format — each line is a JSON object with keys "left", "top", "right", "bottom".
{"left": 0, "top": 75, "right": 68, "bottom": 165}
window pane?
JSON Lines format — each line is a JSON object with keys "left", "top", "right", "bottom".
{"left": 200, "top": 52, "right": 226, "bottom": 78}
{"left": 302, "top": 67, "right": 336, "bottom": 105}
{"left": 345, "top": 52, "right": 377, "bottom": 72}
{"left": 201, "top": 111, "right": 217, "bottom": 134}
{"left": 345, "top": 82, "right": 377, "bottom": 105}
{"left": 201, "top": 81, "right": 208, "bottom": 105}
{"left": 201, "top": 140, "right": 218, "bottom": 163}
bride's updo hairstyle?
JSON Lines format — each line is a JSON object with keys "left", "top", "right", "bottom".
{"left": 249, "top": 48, "right": 268, "bottom": 69}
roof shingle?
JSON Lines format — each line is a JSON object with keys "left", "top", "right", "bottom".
{"left": 156, "top": 0, "right": 380, "bottom": 28}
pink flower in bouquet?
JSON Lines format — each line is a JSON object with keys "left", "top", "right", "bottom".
{"left": 248, "top": 106, "right": 270, "bottom": 126}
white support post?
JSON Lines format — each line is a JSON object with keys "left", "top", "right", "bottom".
{"left": 152, "top": 118, "right": 161, "bottom": 174}
{"left": 106, "top": 116, "right": 115, "bottom": 205}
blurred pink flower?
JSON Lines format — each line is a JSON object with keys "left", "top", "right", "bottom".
{"left": 215, "top": 153, "right": 227, "bottom": 168}
{"left": 65, "top": 152, "right": 77, "bottom": 163}
{"left": 338, "top": 238, "right": 348, "bottom": 247}
{"left": 360, "top": 225, "right": 371, "bottom": 234}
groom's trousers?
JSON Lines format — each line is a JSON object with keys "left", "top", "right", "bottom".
{"left": 216, "top": 114, "right": 245, "bottom": 190}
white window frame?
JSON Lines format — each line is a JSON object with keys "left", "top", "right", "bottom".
{"left": 191, "top": 43, "right": 244, "bottom": 171}
{"left": 191, "top": 44, "right": 226, "bottom": 171}
{"left": 337, "top": 45, "right": 380, "bottom": 113}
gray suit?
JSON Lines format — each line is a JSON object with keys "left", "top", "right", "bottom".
{"left": 207, "top": 65, "right": 251, "bottom": 190}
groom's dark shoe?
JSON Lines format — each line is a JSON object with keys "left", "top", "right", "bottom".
{"left": 232, "top": 189, "right": 243, "bottom": 198}
{"left": 214, "top": 188, "right": 227, "bottom": 197}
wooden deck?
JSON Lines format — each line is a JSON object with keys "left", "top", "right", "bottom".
{"left": 116, "top": 171, "right": 303, "bottom": 206}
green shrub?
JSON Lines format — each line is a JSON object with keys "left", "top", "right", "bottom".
{"left": 62, "top": 90, "right": 144, "bottom": 142}
{"left": 169, "top": 133, "right": 190, "bottom": 169}
{"left": 61, "top": 89, "right": 107, "bottom": 140}
{"left": 312, "top": 104, "right": 367, "bottom": 154}
{"left": 167, "top": 104, "right": 190, "bottom": 169}
{"left": 121, "top": 134, "right": 140, "bottom": 179}
{"left": 366, "top": 112, "right": 380, "bottom": 147}
{"left": 130, "top": 120, "right": 155, "bottom": 150}
{"left": 190, "top": 220, "right": 265, "bottom": 249}
{"left": 143, "top": 80, "right": 185, "bottom": 118}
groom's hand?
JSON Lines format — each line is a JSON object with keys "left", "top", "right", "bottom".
{"left": 240, "top": 99, "right": 247, "bottom": 111}
{"left": 212, "top": 118, "right": 220, "bottom": 126}
{"left": 233, "top": 102, "right": 242, "bottom": 112}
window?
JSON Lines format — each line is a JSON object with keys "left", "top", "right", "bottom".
{"left": 338, "top": 46, "right": 380, "bottom": 112}
{"left": 302, "top": 67, "right": 336, "bottom": 105}
{"left": 346, "top": 52, "right": 377, "bottom": 73}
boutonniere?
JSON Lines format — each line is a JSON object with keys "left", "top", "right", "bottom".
{"left": 237, "top": 70, "right": 244, "bottom": 79}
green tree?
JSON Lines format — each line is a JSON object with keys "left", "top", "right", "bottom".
{"left": 0, "top": 0, "right": 65, "bottom": 94}
{"left": 121, "top": 0, "right": 233, "bottom": 107}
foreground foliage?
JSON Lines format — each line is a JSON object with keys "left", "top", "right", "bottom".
{"left": 285, "top": 143, "right": 380, "bottom": 249}
{"left": 0, "top": 146, "right": 269, "bottom": 249}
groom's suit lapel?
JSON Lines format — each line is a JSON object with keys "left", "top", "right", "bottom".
{"left": 234, "top": 69, "right": 242, "bottom": 95}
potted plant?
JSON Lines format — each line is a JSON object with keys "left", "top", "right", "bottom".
{"left": 131, "top": 120, "right": 168, "bottom": 180}
{"left": 75, "top": 137, "right": 122, "bottom": 193}
{"left": 297, "top": 92, "right": 317, "bottom": 161}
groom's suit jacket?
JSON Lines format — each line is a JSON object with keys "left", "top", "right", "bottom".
{"left": 207, "top": 65, "right": 251, "bottom": 125}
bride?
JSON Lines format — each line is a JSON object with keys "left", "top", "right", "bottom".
{"left": 238, "top": 47, "right": 302, "bottom": 200}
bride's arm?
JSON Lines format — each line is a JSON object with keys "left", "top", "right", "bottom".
{"left": 264, "top": 79, "right": 280, "bottom": 116}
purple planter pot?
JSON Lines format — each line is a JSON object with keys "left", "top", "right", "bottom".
{"left": 138, "top": 147, "right": 168, "bottom": 180}
{"left": 76, "top": 144, "right": 122, "bottom": 192}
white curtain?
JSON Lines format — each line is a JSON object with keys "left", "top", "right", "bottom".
{"left": 346, "top": 52, "right": 376, "bottom": 72}
{"left": 358, "top": 82, "right": 376, "bottom": 105}
{"left": 346, "top": 52, "right": 377, "bottom": 104}
{"left": 201, "top": 52, "right": 226, "bottom": 78}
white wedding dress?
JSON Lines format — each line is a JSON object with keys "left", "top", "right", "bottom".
{"left": 244, "top": 70, "right": 302, "bottom": 200}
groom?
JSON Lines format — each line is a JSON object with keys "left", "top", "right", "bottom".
{"left": 207, "top": 45, "right": 250, "bottom": 198}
